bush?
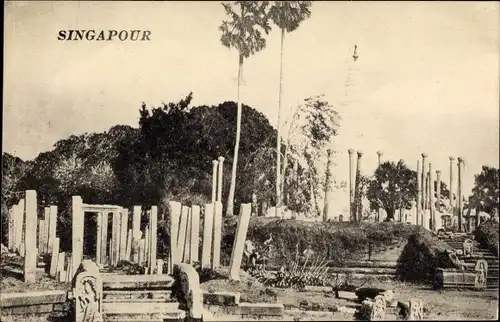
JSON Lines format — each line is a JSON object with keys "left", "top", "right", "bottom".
{"left": 220, "top": 218, "right": 417, "bottom": 267}
{"left": 473, "top": 219, "right": 499, "bottom": 256}
{"left": 396, "top": 227, "right": 460, "bottom": 283}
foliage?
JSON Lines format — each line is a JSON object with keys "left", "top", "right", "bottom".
{"left": 473, "top": 219, "right": 499, "bottom": 256}
{"left": 396, "top": 227, "right": 461, "bottom": 283}
{"left": 268, "top": 1, "right": 312, "bottom": 33}
{"left": 1, "top": 153, "right": 29, "bottom": 244}
{"left": 469, "top": 165, "right": 499, "bottom": 215}
{"left": 219, "top": 1, "right": 272, "bottom": 59}
{"left": 220, "top": 217, "right": 416, "bottom": 268}
{"left": 367, "top": 160, "right": 418, "bottom": 220}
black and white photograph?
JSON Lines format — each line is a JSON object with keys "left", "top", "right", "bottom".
{"left": 2, "top": 1, "right": 499, "bottom": 321}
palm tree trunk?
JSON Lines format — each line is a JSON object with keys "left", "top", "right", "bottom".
{"left": 226, "top": 53, "right": 244, "bottom": 217}
{"left": 281, "top": 140, "right": 289, "bottom": 204}
{"left": 276, "top": 27, "right": 285, "bottom": 216}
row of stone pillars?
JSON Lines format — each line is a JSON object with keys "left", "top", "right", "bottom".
{"left": 417, "top": 154, "right": 466, "bottom": 231}
{"left": 6, "top": 190, "right": 60, "bottom": 283}
{"left": 71, "top": 197, "right": 159, "bottom": 275}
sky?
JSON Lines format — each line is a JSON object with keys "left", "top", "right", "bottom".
{"left": 3, "top": 1, "right": 499, "bottom": 200}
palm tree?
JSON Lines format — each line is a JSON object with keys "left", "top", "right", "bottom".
{"left": 268, "top": 1, "right": 312, "bottom": 216}
{"left": 219, "top": 1, "right": 271, "bottom": 216}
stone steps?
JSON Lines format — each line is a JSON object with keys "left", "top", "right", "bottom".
{"left": 102, "top": 297, "right": 184, "bottom": 322}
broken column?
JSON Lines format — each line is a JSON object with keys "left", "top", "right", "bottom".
{"left": 457, "top": 157, "right": 464, "bottom": 232}
{"left": 436, "top": 170, "right": 442, "bottom": 213}
{"left": 149, "top": 206, "right": 158, "bottom": 274}
{"left": 212, "top": 201, "right": 223, "bottom": 269}
{"left": 132, "top": 206, "right": 141, "bottom": 263}
{"left": 353, "top": 151, "right": 363, "bottom": 221}
{"left": 429, "top": 163, "right": 435, "bottom": 230}
{"left": 101, "top": 212, "right": 109, "bottom": 265}
{"left": 376, "top": 150, "right": 383, "bottom": 167}
{"left": 71, "top": 196, "right": 84, "bottom": 276}
{"left": 348, "top": 149, "right": 355, "bottom": 221}
{"left": 229, "top": 204, "right": 252, "bottom": 280}
{"left": 120, "top": 209, "right": 128, "bottom": 261}
{"left": 47, "top": 205, "right": 57, "bottom": 254}
{"left": 168, "top": 201, "right": 182, "bottom": 274}
{"left": 449, "top": 156, "right": 455, "bottom": 209}
{"left": 323, "top": 149, "right": 334, "bottom": 222}
{"left": 212, "top": 160, "right": 218, "bottom": 204}
{"left": 202, "top": 203, "right": 214, "bottom": 268}
{"left": 421, "top": 153, "right": 428, "bottom": 211}
{"left": 416, "top": 160, "right": 421, "bottom": 226}
{"left": 24, "top": 190, "right": 37, "bottom": 283}
{"left": 190, "top": 205, "right": 200, "bottom": 263}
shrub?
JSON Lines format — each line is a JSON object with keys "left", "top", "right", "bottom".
{"left": 220, "top": 218, "right": 417, "bottom": 267}
{"left": 473, "top": 219, "right": 499, "bottom": 256}
{"left": 396, "top": 227, "right": 460, "bottom": 283}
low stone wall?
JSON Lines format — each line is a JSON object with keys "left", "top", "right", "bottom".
{"left": 0, "top": 290, "right": 70, "bottom": 315}
{"left": 202, "top": 291, "right": 284, "bottom": 321}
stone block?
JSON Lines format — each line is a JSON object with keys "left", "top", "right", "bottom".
{"left": 0, "top": 290, "right": 68, "bottom": 307}
{"left": 3, "top": 304, "right": 54, "bottom": 315}
{"left": 238, "top": 303, "right": 284, "bottom": 316}
{"left": 203, "top": 291, "right": 240, "bottom": 306}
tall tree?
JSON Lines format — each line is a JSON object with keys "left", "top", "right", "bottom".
{"left": 366, "top": 160, "right": 418, "bottom": 221}
{"left": 469, "top": 165, "right": 499, "bottom": 215}
{"left": 269, "top": 1, "right": 312, "bottom": 214}
{"left": 219, "top": 1, "right": 271, "bottom": 216}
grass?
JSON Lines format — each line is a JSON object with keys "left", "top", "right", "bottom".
{"left": 1, "top": 254, "right": 71, "bottom": 293}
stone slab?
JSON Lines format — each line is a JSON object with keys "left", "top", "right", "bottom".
{"left": 2, "top": 304, "right": 55, "bottom": 315}
{"left": 203, "top": 291, "right": 240, "bottom": 306}
{"left": 102, "top": 301, "right": 179, "bottom": 313}
{"left": 304, "top": 285, "right": 334, "bottom": 292}
{"left": 239, "top": 303, "right": 284, "bottom": 316}
{"left": 102, "top": 274, "right": 175, "bottom": 290}
{"left": 0, "top": 290, "right": 67, "bottom": 307}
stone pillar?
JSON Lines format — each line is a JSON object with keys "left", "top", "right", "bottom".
{"left": 157, "top": 259, "right": 164, "bottom": 274}
{"left": 71, "top": 195, "right": 84, "bottom": 276}
{"left": 217, "top": 157, "right": 225, "bottom": 202}
{"left": 168, "top": 201, "right": 182, "bottom": 274}
{"left": 436, "top": 170, "right": 442, "bottom": 213}
{"left": 429, "top": 163, "right": 435, "bottom": 230}
{"left": 348, "top": 149, "right": 355, "bottom": 221}
{"left": 416, "top": 160, "right": 421, "bottom": 226}
{"left": 212, "top": 202, "right": 223, "bottom": 269}
{"left": 144, "top": 226, "right": 150, "bottom": 267}
{"left": 190, "top": 205, "right": 200, "bottom": 263}
{"left": 101, "top": 212, "right": 108, "bottom": 265}
{"left": 112, "top": 210, "right": 121, "bottom": 266}
{"left": 8, "top": 207, "right": 13, "bottom": 250}
{"left": 24, "top": 190, "right": 37, "bottom": 283}
{"left": 120, "top": 209, "right": 128, "bottom": 261}
{"left": 49, "top": 237, "right": 60, "bottom": 277}
{"left": 132, "top": 206, "right": 141, "bottom": 263}
{"left": 323, "top": 149, "right": 334, "bottom": 222}
{"left": 202, "top": 203, "right": 214, "bottom": 268}
{"left": 42, "top": 207, "right": 50, "bottom": 253}
{"left": 229, "top": 204, "right": 252, "bottom": 280}
{"left": 15, "top": 200, "right": 25, "bottom": 252}
{"left": 177, "top": 206, "right": 190, "bottom": 263}
{"left": 212, "top": 160, "right": 218, "bottom": 204}
{"left": 376, "top": 150, "right": 383, "bottom": 167}
{"left": 354, "top": 151, "right": 363, "bottom": 221}
{"left": 457, "top": 157, "right": 464, "bottom": 232}
{"left": 183, "top": 208, "right": 192, "bottom": 263}
{"left": 149, "top": 206, "right": 158, "bottom": 274}
{"left": 125, "top": 228, "right": 132, "bottom": 261}
{"left": 449, "top": 156, "right": 455, "bottom": 209}
{"left": 96, "top": 212, "right": 102, "bottom": 265}
{"left": 48, "top": 205, "right": 57, "bottom": 254}
{"left": 421, "top": 153, "right": 428, "bottom": 211}
{"left": 37, "top": 219, "right": 46, "bottom": 255}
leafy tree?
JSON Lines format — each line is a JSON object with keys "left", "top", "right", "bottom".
{"left": 469, "top": 165, "right": 499, "bottom": 215}
{"left": 1, "top": 153, "right": 28, "bottom": 244}
{"left": 367, "top": 160, "right": 418, "bottom": 221}
{"left": 268, "top": 1, "right": 312, "bottom": 213}
{"left": 285, "top": 95, "right": 341, "bottom": 216}
{"left": 219, "top": 1, "right": 272, "bottom": 216}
